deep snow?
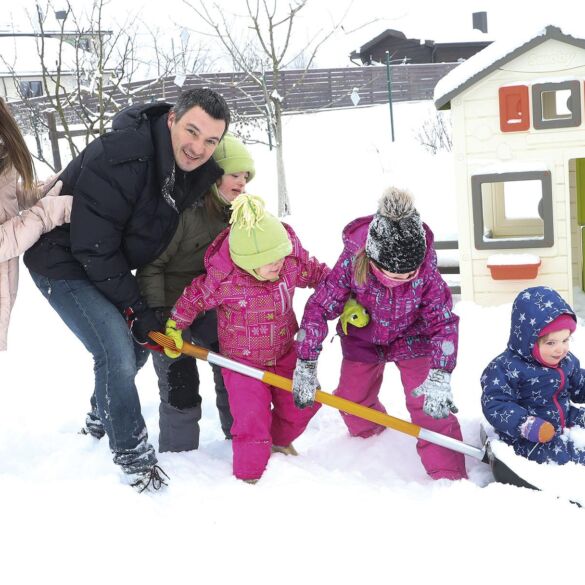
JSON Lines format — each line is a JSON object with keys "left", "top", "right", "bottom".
{"left": 2, "top": 101, "right": 583, "bottom": 585}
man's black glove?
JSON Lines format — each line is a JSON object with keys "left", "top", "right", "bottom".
{"left": 124, "top": 301, "right": 164, "bottom": 347}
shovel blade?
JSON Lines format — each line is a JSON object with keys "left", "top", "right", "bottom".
{"left": 485, "top": 442, "right": 539, "bottom": 491}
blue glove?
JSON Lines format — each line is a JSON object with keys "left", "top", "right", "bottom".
{"left": 412, "top": 369, "right": 458, "bottom": 419}
{"left": 292, "top": 359, "right": 319, "bottom": 409}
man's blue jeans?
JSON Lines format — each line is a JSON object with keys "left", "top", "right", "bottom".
{"left": 30, "top": 271, "right": 157, "bottom": 474}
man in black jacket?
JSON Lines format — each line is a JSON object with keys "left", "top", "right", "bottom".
{"left": 24, "top": 88, "right": 230, "bottom": 491}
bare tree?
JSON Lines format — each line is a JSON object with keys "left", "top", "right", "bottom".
{"left": 416, "top": 111, "right": 452, "bottom": 155}
{"left": 5, "top": 0, "right": 212, "bottom": 170}
{"left": 183, "top": 0, "right": 349, "bottom": 217}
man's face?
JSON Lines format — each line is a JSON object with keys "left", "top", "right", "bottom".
{"left": 167, "top": 106, "right": 226, "bottom": 172}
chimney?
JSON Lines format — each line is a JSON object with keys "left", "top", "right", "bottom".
{"left": 472, "top": 11, "right": 488, "bottom": 34}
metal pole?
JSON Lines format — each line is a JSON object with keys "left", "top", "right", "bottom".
{"left": 386, "top": 51, "right": 395, "bottom": 142}
{"left": 262, "top": 71, "right": 273, "bottom": 151}
{"left": 46, "top": 111, "right": 62, "bottom": 171}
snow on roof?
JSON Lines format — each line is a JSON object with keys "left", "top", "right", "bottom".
{"left": 409, "top": 27, "right": 492, "bottom": 45}
{"left": 434, "top": 24, "right": 585, "bottom": 110}
{"left": 0, "top": 36, "right": 81, "bottom": 76}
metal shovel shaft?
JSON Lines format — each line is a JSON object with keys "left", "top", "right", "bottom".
{"left": 149, "top": 332, "right": 486, "bottom": 461}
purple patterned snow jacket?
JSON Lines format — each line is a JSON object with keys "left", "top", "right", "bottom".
{"left": 171, "top": 223, "right": 329, "bottom": 367}
{"left": 295, "top": 215, "right": 459, "bottom": 371}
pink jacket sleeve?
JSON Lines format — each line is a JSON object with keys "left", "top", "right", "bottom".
{"left": 0, "top": 175, "right": 72, "bottom": 263}
{"left": 286, "top": 224, "right": 330, "bottom": 289}
{"left": 170, "top": 272, "right": 222, "bottom": 330}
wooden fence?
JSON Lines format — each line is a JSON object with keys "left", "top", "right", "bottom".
{"left": 9, "top": 62, "right": 458, "bottom": 129}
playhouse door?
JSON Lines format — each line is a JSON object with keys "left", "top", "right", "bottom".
{"left": 577, "top": 159, "right": 585, "bottom": 291}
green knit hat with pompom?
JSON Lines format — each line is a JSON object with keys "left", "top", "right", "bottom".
{"left": 229, "top": 194, "right": 292, "bottom": 270}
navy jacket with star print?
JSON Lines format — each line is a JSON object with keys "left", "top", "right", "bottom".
{"left": 481, "top": 286, "right": 585, "bottom": 450}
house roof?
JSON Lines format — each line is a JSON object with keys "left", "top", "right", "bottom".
{"left": 349, "top": 29, "right": 406, "bottom": 59}
{"left": 434, "top": 25, "right": 585, "bottom": 110}
{"left": 0, "top": 36, "right": 81, "bottom": 77}
{"left": 350, "top": 27, "right": 492, "bottom": 60}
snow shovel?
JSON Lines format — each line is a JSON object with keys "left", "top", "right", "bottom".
{"left": 148, "top": 332, "right": 538, "bottom": 489}
{"left": 150, "top": 333, "right": 486, "bottom": 454}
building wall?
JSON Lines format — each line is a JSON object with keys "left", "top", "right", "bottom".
{"left": 0, "top": 74, "right": 80, "bottom": 101}
{"left": 434, "top": 44, "right": 490, "bottom": 63}
{"left": 452, "top": 37, "right": 585, "bottom": 305}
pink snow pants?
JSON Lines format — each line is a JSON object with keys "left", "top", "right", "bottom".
{"left": 221, "top": 347, "right": 321, "bottom": 480}
{"left": 334, "top": 356, "right": 467, "bottom": 480}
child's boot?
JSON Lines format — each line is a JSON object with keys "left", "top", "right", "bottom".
{"left": 271, "top": 443, "right": 298, "bottom": 456}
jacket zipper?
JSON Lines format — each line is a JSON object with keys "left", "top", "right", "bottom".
{"left": 278, "top": 281, "right": 290, "bottom": 313}
{"left": 552, "top": 367, "right": 566, "bottom": 429}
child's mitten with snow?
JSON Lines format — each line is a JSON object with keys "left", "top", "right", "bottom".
{"left": 164, "top": 319, "right": 183, "bottom": 359}
{"left": 292, "top": 359, "right": 319, "bottom": 409}
{"left": 520, "top": 416, "right": 555, "bottom": 443}
{"left": 412, "top": 369, "right": 458, "bottom": 419}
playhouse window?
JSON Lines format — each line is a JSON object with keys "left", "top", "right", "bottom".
{"left": 471, "top": 171, "right": 554, "bottom": 250}
{"left": 499, "top": 86, "right": 530, "bottom": 132}
{"left": 532, "top": 80, "right": 581, "bottom": 129}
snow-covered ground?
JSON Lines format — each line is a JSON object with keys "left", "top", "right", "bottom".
{"left": 2, "top": 101, "right": 584, "bottom": 585}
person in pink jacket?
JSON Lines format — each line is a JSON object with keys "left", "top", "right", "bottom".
{"left": 166, "top": 194, "right": 328, "bottom": 482}
{"left": 0, "top": 98, "right": 72, "bottom": 351}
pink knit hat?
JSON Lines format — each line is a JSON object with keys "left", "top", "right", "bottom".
{"left": 538, "top": 314, "right": 576, "bottom": 338}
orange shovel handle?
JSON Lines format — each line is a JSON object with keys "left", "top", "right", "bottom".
{"left": 150, "top": 331, "right": 420, "bottom": 438}
{"left": 148, "top": 331, "right": 486, "bottom": 460}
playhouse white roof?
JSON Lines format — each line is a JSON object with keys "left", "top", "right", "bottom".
{"left": 0, "top": 36, "right": 81, "bottom": 76}
{"left": 434, "top": 24, "right": 585, "bottom": 110}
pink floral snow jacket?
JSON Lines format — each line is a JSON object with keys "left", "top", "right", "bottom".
{"left": 171, "top": 223, "right": 329, "bottom": 367}
{"left": 296, "top": 215, "right": 459, "bottom": 371}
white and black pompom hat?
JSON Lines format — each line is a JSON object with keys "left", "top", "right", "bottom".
{"left": 365, "top": 187, "right": 426, "bottom": 274}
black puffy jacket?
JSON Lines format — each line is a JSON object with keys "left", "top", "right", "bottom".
{"left": 24, "top": 102, "right": 223, "bottom": 312}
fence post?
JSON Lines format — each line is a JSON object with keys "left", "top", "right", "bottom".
{"left": 385, "top": 52, "right": 395, "bottom": 142}
{"left": 46, "top": 111, "right": 62, "bottom": 172}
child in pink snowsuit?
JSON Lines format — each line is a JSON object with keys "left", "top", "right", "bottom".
{"left": 167, "top": 194, "right": 328, "bottom": 481}
{"left": 293, "top": 187, "right": 467, "bottom": 481}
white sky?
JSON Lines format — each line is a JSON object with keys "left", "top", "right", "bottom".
{"left": 2, "top": 0, "right": 583, "bottom": 69}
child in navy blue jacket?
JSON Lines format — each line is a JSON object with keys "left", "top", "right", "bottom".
{"left": 481, "top": 286, "right": 585, "bottom": 464}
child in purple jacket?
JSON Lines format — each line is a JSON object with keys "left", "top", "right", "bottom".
{"left": 293, "top": 187, "right": 467, "bottom": 481}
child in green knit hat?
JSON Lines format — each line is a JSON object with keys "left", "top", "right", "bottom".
{"left": 228, "top": 194, "right": 292, "bottom": 280}
{"left": 166, "top": 194, "right": 330, "bottom": 482}
{"left": 136, "top": 134, "right": 255, "bottom": 453}
{"left": 211, "top": 133, "right": 255, "bottom": 205}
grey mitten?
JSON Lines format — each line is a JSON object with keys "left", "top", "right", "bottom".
{"left": 292, "top": 359, "right": 320, "bottom": 409}
{"left": 411, "top": 369, "right": 458, "bottom": 419}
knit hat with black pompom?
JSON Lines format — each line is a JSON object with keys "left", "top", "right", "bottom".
{"left": 365, "top": 187, "right": 426, "bottom": 274}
